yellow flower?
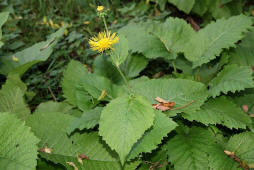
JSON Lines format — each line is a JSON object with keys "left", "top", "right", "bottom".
{"left": 64, "top": 29, "right": 69, "bottom": 36}
{"left": 89, "top": 31, "right": 119, "bottom": 53}
{"left": 83, "top": 21, "right": 90, "bottom": 25}
{"left": 61, "top": 21, "right": 65, "bottom": 27}
{"left": 97, "top": 6, "right": 104, "bottom": 12}
{"left": 12, "top": 56, "right": 19, "bottom": 62}
{"left": 49, "top": 19, "right": 54, "bottom": 27}
{"left": 43, "top": 16, "right": 47, "bottom": 24}
{"left": 53, "top": 24, "right": 60, "bottom": 29}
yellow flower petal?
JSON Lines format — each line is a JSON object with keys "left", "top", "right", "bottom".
{"left": 88, "top": 31, "right": 119, "bottom": 53}
{"left": 97, "top": 6, "right": 104, "bottom": 12}
{"left": 43, "top": 16, "right": 47, "bottom": 24}
{"left": 49, "top": 19, "right": 54, "bottom": 27}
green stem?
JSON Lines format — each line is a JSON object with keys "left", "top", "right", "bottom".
{"left": 102, "top": 16, "right": 109, "bottom": 33}
{"left": 115, "top": 65, "right": 132, "bottom": 94}
{"left": 172, "top": 61, "right": 177, "bottom": 73}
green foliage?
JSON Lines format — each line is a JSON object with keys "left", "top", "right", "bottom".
{"left": 26, "top": 111, "right": 139, "bottom": 169}
{"left": 226, "top": 132, "right": 254, "bottom": 165}
{"left": 67, "top": 107, "right": 102, "bottom": 134}
{"left": 1, "top": 1, "right": 254, "bottom": 169}
{"left": 132, "top": 79, "right": 208, "bottom": 116}
{"left": 94, "top": 54, "right": 148, "bottom": 83}
{"left": 0, "top": 113, "right": 39, "bottom": 169}
{"left": 118, "top": 23, "right": 174, "bottom": 59}
{"left": 167, "top": 127, "right": 216, "bottom": 170}
{"left": 229, "top": 28, "right": 254, "bottom": 66}
{"left": 0, "top": 74, "right": 30, "bottom": 119}
{"left": 0, "top": 28, "right": 65, "bottom": 75}
{"left": 0, "top": 12, "right": 9, "bottom": 48}
{"left": 110, "top": 35, "right": 129, "bottom": 66}
{"left": 99, "top": 95, "right": 155, "bottom": 164}
{"left": 128, "top": 111, "right": 177, "bottom": 160}
{"left": 208, "top": 64, "right": 254, "bottom": 97}
{"left": 183, "top": 96, "right": 251, "bottom": 129}
{"left": 151, "top": 17, "right": 195, "bottom": 55}
{"left": 34, "top": 101, "right": 74, "bottom": 114}
{"left": 168, "top": 0, "right": 195, "bottom": 13}
{"left": 61, "top": 60, "right": 89, "bottom": 106}
{"left": 183, "top": 15, "right": 253, "bottom": 68}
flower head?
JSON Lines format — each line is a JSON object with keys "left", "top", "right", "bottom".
{"left": 97, "top": 6, "right": 104, "bottom": 12}
{"left": 89, "top": 31, "right": 119, "bottom": 53}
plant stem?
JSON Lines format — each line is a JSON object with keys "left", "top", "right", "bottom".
{"left": 115, "top": 65, "right": 132, "bottom": 94}
{"left": 102, "top": 16, "right": 109, "bottom": 33}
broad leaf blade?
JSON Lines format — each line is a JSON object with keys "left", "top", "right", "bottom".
{"left": 183, "top": 96, "right": 251, "bottom": 129}
{"left": 132, "top": 79, "right": 208, "bottom": 116}
{"left": 168, "top": 0, "right": 195, "bottom": 13}
{"left": 226, "top": 132, "right": 254, "bottom": 166}
{"left": 183, "top": 15, "right": 253, "bottom": 67}
{"left": 26, "top": 112, "right": 127, "bottom": 169}
{"left": 0, "top": 113, "right": 39, "bottom": 169}
{"left": 167, "top": 127, "right": 216, "bottom": 170}
{"left": 111, "top": 35, "right": 129, "bottom": 66}
{"left": 118, "top": 23, "right": 172, "bottom": 59}
{"left": 61, "top": 60, "right": 88, "bottom": 106}
{"left": 209, "top": 64, "right": 254, "bottom": 97}
{"left": 99, "top": 95, "right": 155, "bottom": 164}
{"left": 0, "top": 28, "right": 65, "bottom": 75}
{"left": 0, "top": 74, "right": 29, "bottom": 119}
{"left": 128, "top": 111, "right": 177, "bottom": 160}
{"left": 67, "top": 107, "right": 102, "bottom": 134}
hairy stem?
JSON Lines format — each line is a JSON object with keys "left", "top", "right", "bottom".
{"left": 115, "top": 65, "right": 132, "bottom": 94}
{"left": 102, "top": 16, "right": 109, "bottom": 33}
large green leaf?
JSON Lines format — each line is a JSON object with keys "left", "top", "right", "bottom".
{"left": 128, "top": 111, "right": 177, "bottom": 160}
{"left": 167, "top": 127, "right": 216, "bottom": 170}
{"left": 183, "top": 15, "right": 253, "bottom": 68}
{"left": 0, "top": 12, "right": 9, "bottom": 48}
{"left": 34, "top": 101, "right": 74, "bottom": 114}
{"left": 118, "top": 23, "right": 173, "bottom": 59}
{"left": 226, "top": 132, "right": 254, "bottom": 167}
{"left": 132, "top": 79, "right": 208, "bottom": 116}
{"left": 232, "top": 89, "right": 254, "bottom": 114}
{"left": 99, "top": 95, "right": 155, "bottom": 164}
{"left": 168, "top": 0, "right": 195, "bottom": 13}
{"left": 120, "top": 53, "right": 148, "bottom": 79}
{"left": 26, "top": 112, "right": 134, "bottom": 169}
{"left": 208, "top": 0, "right": 244, "bottom": 19}
{"left": 93, "top": 55, "right": 122, "bottom": 83}
{"left": 0, "top": 12, "right": 9, "bottom": 28}
{"left": 229, "top": 28, "right": 254, "bottom": 66}
{"left": 0, "top": 28, "right": 65, "bottom": 75}
{"left": 67, "top": 107, "right": 102, "bottom": 134}
{"left": 0, "top": 74, "right": 30, "bottom": 119}
{"left": 192, "top": 0, "right": 210, "bottom": 16}
{"left": 207, "top": 138, "right": 239, "bottom": 170}
{"left": 152, "top": 17, "right": 195, "bottom": 55}
{"left": 93, "top": 54, "right": 148, "bottom": 84}
{"left": 111, "top": 35, "right": 129, "bottom": 66}
{"left": 0, "top": 113, "right": 39, "bottom": 169}
{"left": 61, "top": 60, "right": 88, "bottom": 106}
{"left": 208, "top": 64, "right": 254, "bottom": 97}
{"left": 78, "top": 73, "right": 116, "bottom": 101}
{"left": 182, "top": 96, "right": 251, "bottom": 129}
